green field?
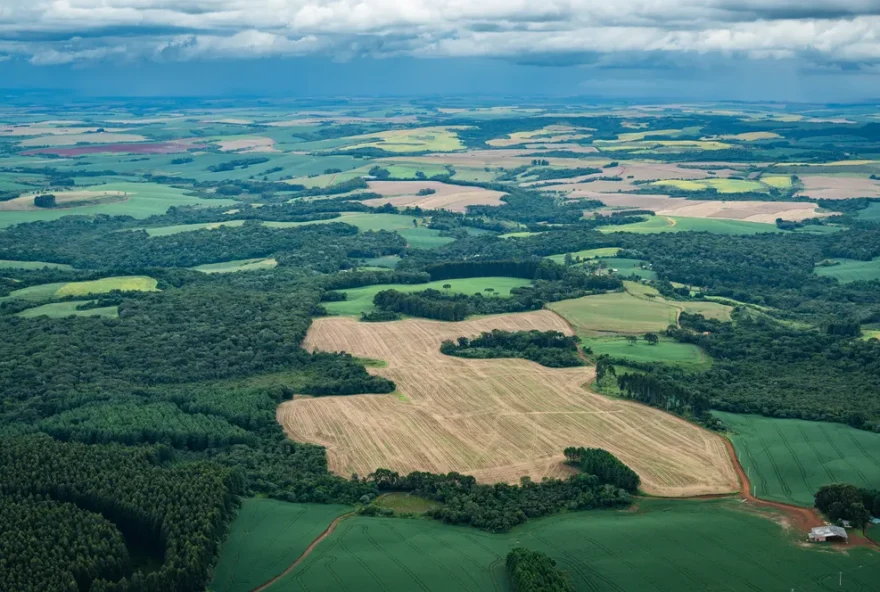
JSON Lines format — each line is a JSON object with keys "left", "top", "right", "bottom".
{"left": 548, "top": 291, "right": 678, "bottom": 334}
{"left": 650, "top": 178, "right": 767, "bottom": 193}
{"left": 814, "top": 257, "right": 880, "bottom": 283}
{"left": 3, "top": 276, "right": 158, "bottom": 302}
{"left": 715, "top": 412, "right": 880, "bottom": 507}
{"left": 324, "top": 277, "right": 531, "bottom": 316}
{"left": 141, "top": 220, "right": 247, "bottom": 237}
{"left": 0, "top": 259, "right": 74, "bottom": 270}
{"left": 582, "top": 337, "right": 711, "bottom": 369}
{"left": 360, "top": 255, "right": 401, "bottom": 269}
{"left": 545, "top": 247, "right": 621, "bottom": 264}
{"left": 599, "top": 216, "right": 780, "bottom": 235}
{"left": 269, "top": 213, "right": 454, "bottom": 249}
{"left": 373, "top": 493, "right": 440, "bottom": 514}
{"left": 263, "top": 499, "right": 880, "bottom": 592}
{"left": 857, "top": 202, "right": 880, "bottom": 222}
{"left": 210, "top": 499, "right": 350, "bottom": 592}
{"left": 600, "top": 257, "right": 658, "bottom": 280}
{"left": 0, "top": 182, "right": 235, "bottom": 227}
{"left": 16, "top": 300, "right": 119, "bottom": 319}
{"left": 191, "top": 258, "right": 278, "bottom": 273}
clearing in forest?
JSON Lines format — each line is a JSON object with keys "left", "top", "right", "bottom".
{"left": 362, "top": 181, "right": 505, "bottom": 212}
{"left": 264, "top": 499, "right": 880, "bottom": 592}
{"left": 814, "top": 257, "right": 880, "bottom": 283}
{"left": 3, "top": 276, "right": 158, "bottom": 302}
{"left": 715, "top": 412, "right": 880, "bottom": 507}
{"left": 340, "top": 127, "right": 465, "bottom": 152}
{"left": 278, "top": 311, "right": 738, "bottom": 497}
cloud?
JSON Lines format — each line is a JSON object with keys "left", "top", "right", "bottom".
{"left": 1, "top": 1, "right": 880, "bottom": 68}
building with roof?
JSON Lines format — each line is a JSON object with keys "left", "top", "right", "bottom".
{"left": 809, "top": 526, "right": 848, "bottom": 543}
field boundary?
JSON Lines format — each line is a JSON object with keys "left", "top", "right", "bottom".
{"left": 249, "top": 512, "right": 354, "bottom": 592}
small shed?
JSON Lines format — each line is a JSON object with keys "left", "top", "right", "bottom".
{"left": 809, "top": 526, "right": 848, "bottom": 543}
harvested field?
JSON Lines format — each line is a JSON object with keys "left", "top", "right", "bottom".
{"left": 362, "top": 181, "right": 505, "bottom": 212}
{"left": 216, "top": 137, "right": 279, "bottom": 153}
{"left": 486, "top": 125, "right": 592, "bottom": 147}
{"left": 19, "top": 132, "right": 146, "bottom": 147}
{"left": 278, "top": 311, "right": 739, "bottom": 497}
{"left": 797, "top": 175, "right": 880, "bottom": 199}
{"left": 0, "top": 190, "right": 128, "bottom": 211}
{"left": 341, "top": 127, "right": 465, "bottom": 152}
{"left": 383, "top": 150, "right": 591, "bottom": 169}
{"left": 572, "top": 193, "right": 825, "bottom": 223}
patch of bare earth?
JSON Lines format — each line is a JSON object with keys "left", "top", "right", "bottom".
{"left": 0, "top": 190, "right": 128, "bottom": 211}
{"left": 362, "top": 181, "right": 505, "bottom": 212}
{"left": 797, "top": 175, "right": 880, "bottom": 199}
{"left": 278, "top": 311, "right": 739, "bottom": 497}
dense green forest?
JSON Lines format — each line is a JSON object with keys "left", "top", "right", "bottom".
{"left": 440, "top": 329, "right": 584, "bottom": 367}
{"left": 506, "top": 547, "right": 575, "bottom": 592}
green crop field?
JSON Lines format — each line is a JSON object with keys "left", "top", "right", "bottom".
{"left": 373, "top": 493, "right": 440, "bottom": 514}
{"left": 0, "top": 182, "right": 234, "bottom": 227}
{"left": 263, "top": 499, "right": 880, "bottom": 592}
{"left": 324, "top": 277, "right": 531, "bottom": 316}
{"left": 582, "top": 337, "right": 711, "bottom": 369}
{"left": 191, "top": 258, "right": 278, "bottom": 273}
{"left": 0, "top": 259, "right": 74, "bottom": 270}
{"left": 3, "top": 275, "right": 158, "bottom": 302}
{"left": 857, "top": 202, "right": 880, "bottom": 222}
{"left": 545, "top": 247, "right": 622, "bottom": 264}
{"left": 266, "top": 213, "right": 454, "bottom": 249}
{"left": 715, "top": 412, "right": 880, "bottom": 507}
{"left": 599, "top": 216, "right": 780, "bottom": 235}
{"left": 360, "top": 255, "right": 401, "bottom": 269}
{"left": 600, "top": 257, "right": 658, "bottom": 280}
{"left": 16, "top": 300, "right": 119, "bottom": 319}
{"left": 548, "top": 291, "right": 678, "bottom": 334}
{"left": 814, "top": 257, "right": 880, "bottom": 283}
{"left": 210, "top": 499, "right": 351, "bottom": 592}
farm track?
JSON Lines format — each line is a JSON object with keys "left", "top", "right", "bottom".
{"left": 719, "top": 438, "right": 879, "bottom": 550}
{"left": 249, "top": 512, "right": 354, "bottom": 592}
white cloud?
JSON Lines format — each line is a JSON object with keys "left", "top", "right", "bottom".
{"left": 1, "top": 1, "right": 880, "bottom": 66}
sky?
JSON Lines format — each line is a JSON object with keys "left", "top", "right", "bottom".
{"left": 2, "top": 1, "right": 880, "bottom": 101}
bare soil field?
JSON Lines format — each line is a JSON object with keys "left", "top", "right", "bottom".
{"left": 362, "top": 181, "right": 505, "bottom": 212}
{"left": 0, "top": 190, "right": 127, "bottom": 211}
{"left": 216, "top": 136, "right": 279, "bottom": 153}
{"left": 797, "top": 175, "right": 880, "bottom": 199}
{"left": 278, "top": 312, "right": 739, "bottom": 497}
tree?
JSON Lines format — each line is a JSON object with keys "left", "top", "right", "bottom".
{"left": 33, "top": 194, "right": 57, "bottom": 208}
{"left": 625, "top": 335, "right": 638, "bottom": 346}
{"left": 443, "top": 284, "right": 452, "bottom": 292}
{"left": 644, "top": 333, "right": 659, "bottom": 345}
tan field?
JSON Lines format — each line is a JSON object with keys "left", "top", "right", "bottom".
{"left": 278, "top": 312, "right": 739, "bottom": 497}
{"left": 18, "top": 132, "right": 146, "bottom": 147}
{"left": 216, "top": 136, "right": 279, "bottom": 153}
{"left": 0, "top": 190, "right": 127, "bottom": 211}
{"left": 362, "top": 180, "right": 505, "bottom": 212}
{"left": 797, "top": 175, "right": 880, "bottom": 199}
{"left": 384, "top": 150, "right": 596, "bottom": 169}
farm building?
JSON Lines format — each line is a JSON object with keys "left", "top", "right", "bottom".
{"left": 808, "top": 526, "right": 848, "bottom": 543}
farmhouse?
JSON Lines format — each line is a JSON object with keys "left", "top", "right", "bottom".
{"left": 808, "top": 526, "right": 848, "bottom": 543}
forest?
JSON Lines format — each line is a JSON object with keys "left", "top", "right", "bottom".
{"left": 440, "top": 329, "right": 584, "bottom": 367}
{"left": 506, "top": 547, "right": 575, "bottom": 592}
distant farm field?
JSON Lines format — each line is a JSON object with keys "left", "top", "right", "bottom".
{"left": 323, "top": 277, "right": 531, "bottom": 316}
{"left": 280, "top": 311, "right": 738, "bottom": 496}
{"left": 141, "top": 220, "right": 247, "bottom": 237}
{"left": 582, "top": 337, "right": 711, "bottom": 369}
{"left": 598, "top": 215, "right": 781, "bottom": 234}
{"left": 715, "top": 412, "right": 880, "bottom": 507}
{"left": 210, "top": 499, "right": 350, "bottom": 592}
{"left": 16, "top": 300, "right": 119, "bottom": 319}
{"left": 191, "top": 258, "right": 278, "bottom": 273}
{"left": 4, "top": 276, "right": 158, "bottom": 302}
{"left": 340, "top": 127, "right": 465, "bottom": 153}
{"left": 651, "top": 178, "right": 767, "bottom": 193}
{"left": 264, "top": 499, "right": 880, "bottom": 592}
{"left": 0, "top": 259, "right": 74, "bottom": 270}
{"left": 814, "top": 257, "right": 880, "bottom": 283}
{"left": 545, "top": 247, "right": 622, "bottom": 263}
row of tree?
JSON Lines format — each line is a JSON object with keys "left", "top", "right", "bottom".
{"left": 440, "top": 330, "right": 583, "bottom": 368}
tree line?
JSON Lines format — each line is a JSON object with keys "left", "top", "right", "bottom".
{"left": 440, "top": 330, "right": 584, "bottom": 368}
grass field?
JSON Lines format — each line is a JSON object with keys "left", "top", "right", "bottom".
{"left": 360, "top": 255, "right": 400, "bottom": 269}
{"left": 265, "top": 499, "right": 880, "bottom": 592}
{"left": 3, "top": 276, "right": 158, "bottom": 302}
{"left": 342, "top": 127, "right": 465, "bottom": 152}
{"left": 814, "top": 257, "right": 880, "bottom": 283}
{"left": 210, "top": 498, "right": 350, "bottom": 592}
{"left": 857, "top": 202, "right": 880, "bottom": 221}
{"left": 715, "top": 412, "right": 880, "bottom": 507}
{"left": 281, "top": 311, "right": 737, "bottom": 495}
{"left": 599, "top": 216, "right": 780, "bottom": 234}
{"left": 600, "top": 257, "right": 658, "bottom": 280}
{"left": 140, "top": 220, "right": 247, "bottom": 237}
{"left": 16, "top": 300, "right": 119, "bottom": 319}
{"left": 0, "top": 259, "right": 74, "bottom": 270}
{"left": 651, "top": 178, "right": 767, "bottom": 193}
{"left": 0, "top": 182, "right": 234, "bottom": 227}
{"left": 374, "top": 493, "right": 440, "bottom": 514}
{"left": 582, "top": 337, "right": 711, "bottom": 369}
{"left": 323, "top": 277, "right": 531, "bottom": 316}
{"left": 191, "top": 258, "right": 278, "bottom": 273}
{"left": 545, "top": 247, "right": 622, "bottom": 264}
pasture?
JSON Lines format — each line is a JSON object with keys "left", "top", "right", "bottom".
{"left": 599, "top": 257, "right": 657, "bottom": 280}
{"left": 857, "top": 202, "right": 880, "bottom": 221}
{"left": 0, "top": 182, "right": 233, "bottom": 227}
{"left": 266, "top": 499, "right": 880, "bottom": 592}
{"left": 17, "top": 300, "right": 119, "bottom": 319}
{"left": 715, "top": 412, "right": 880, "bottom": 507}
{"left": 598, "top": 215, "right": 781, "bottom": 234}
{"left": 0, "top": 259, "right": 74, "bottom": 270}
{"left": 280, "top": 311, "right": 738, "bottom": 496}
{"left": 545, "top": 247, "right": 622, "bottom": 264}
{"left": 814, "top": 257, "right": 880, "bottom": 283}
{"left": 140, "top": 220, "right": 247, "bottom": 237}
{"left": 210, "top": 498, "right": 350, "bottom": 592}
{"left": 582, "top": 337, "right": 711, "bottom": 369}
{"left": 340, "top": 127, "right": 465, "bottom": 152}
{"left": 191, "top": 258, "right": 278, "bottom": 274}
{"left": 3, "top": 276, "right": 158, "bottom": 302}
{"left": 650, "top": 178, "right": 767, "bottom": 193}
{"left": 322, "top": 277, "right": 531, "bottom": 316}
{"left": 373, "top": 493, "right": 440, "bottom": 514}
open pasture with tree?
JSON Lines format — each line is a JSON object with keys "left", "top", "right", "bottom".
{"left": 322, "top": 277, "right": 532, "bottom": 316}
{"left": 210, "top": 498, "right": 350, "bottom": 592}
{"left": 16, "top": 299, "right": 120, "bottom": 319}
{"left": 716, "top": 412, "right": 880, "bottom": 507}
{"left": 279, "top": 311, "right": 738, "bottom": 496}
{"left": 814, "top": 257, "right": 880, "bottom": 283}
{"left": 265, "top": 499, "right": 880, "bottom": 592}
{"left": 581, "top": 337, "right": 711, "bottom": 369}
{"left": 3, "top": 275, "right": 158, "bottom": 302}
